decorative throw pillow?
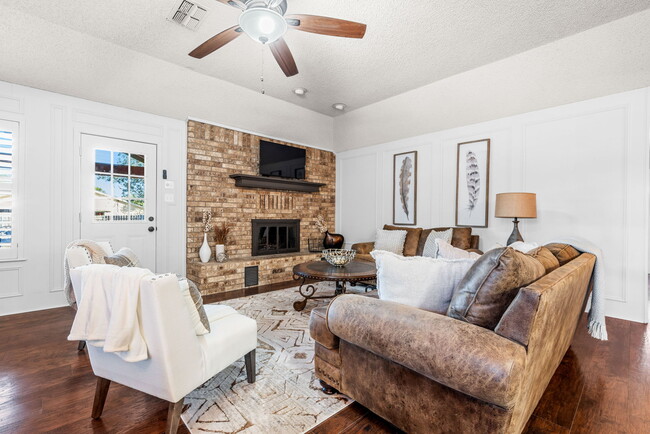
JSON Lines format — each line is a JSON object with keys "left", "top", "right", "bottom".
{"left": 544, "top": 243, "right": 581, "bottom": 265}
{"left": 374, "top": 229, "right": 407, "bottom": 255}
{"left": 447, "top": 247, "right": 545, "bottom": 330}
{"left": 104, "top": 247, "right": 141, "bottom": 268}
{"left": 526, "top": 247, "right": 560, "bottom": 274}
{"left": 178, "top": 277, "right": 211, "bottom": 335}
{"left": 508, "top": 241, "right": 539, "bottom": 253}
{"left": 421, "top": 228, "right": 453, "bottom": 257}
{"left": 97, "top": 241, "right": 114, "bottom": 256}
{"left": 371, "top": 250, "right": 476, "bottom": 314}
{"left": 382, "top": 225, "right": 423, "bottom": 256}
{"left": 449, "top": 227, "right": 473, "bottom": 250}
{"left": 435, "top": 239, "right": 481, "bottom": 260}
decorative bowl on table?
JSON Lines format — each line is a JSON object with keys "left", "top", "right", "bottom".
{"left": 322, "top": 249, "right": 356, "bottom": 267}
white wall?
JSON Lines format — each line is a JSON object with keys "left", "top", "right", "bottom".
{"left": 0, "top": 81, "right": 186, "bottom": 316}
{"left": 334, "top": 9, "right": 650, "bottom": 152}
{"left": 0, "top": 5, "right": 334, "bottom": 151}
{"left": 336, "top": 88, "right": 649, "bottom": 323}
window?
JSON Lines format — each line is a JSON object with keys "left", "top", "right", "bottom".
{"left": 93, "top": 150, "right": 146, "bottom": 222}
{"left": 0, "top": 120, "right": 19, "bottom": 259}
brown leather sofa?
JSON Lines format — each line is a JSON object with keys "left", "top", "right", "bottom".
{"left": 310, "top": 244, "right": 595, "bottom": 433}
{"left": 351, "top": 225, "right": 481, "bottom": 262}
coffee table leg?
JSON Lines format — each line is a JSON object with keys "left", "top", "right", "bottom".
{"left": 334, "top": 281, "right": 347, "bottom": 296}
{"left": 294, "top": 277, "right": 317, "bottom": 312}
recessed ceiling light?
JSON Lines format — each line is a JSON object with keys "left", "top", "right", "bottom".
{"left": 293, "top": 88, "right": 307, "bottom": 96}
{"left": 332, "top": 103, "right": 347, "bottom": 111}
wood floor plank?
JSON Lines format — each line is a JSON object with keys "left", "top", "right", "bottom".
{"left": 523, "top": 415, "right": 571, "bottom": 434}
{"left": 627, "top": 321, "right": 650, "bottom": 433}
{"left": 306, "top": 402, "right": 370, "bottom": 434}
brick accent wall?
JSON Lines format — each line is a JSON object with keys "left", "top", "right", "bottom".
{"left": 186, "top": 120, "right": 336, "bottom": 295}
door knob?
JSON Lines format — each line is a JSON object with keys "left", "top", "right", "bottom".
{"left": 148, "top": 216, "right": 154, "bottom": 222}
{"left": 148, "top": 226, "right": 155, "bottom": 232}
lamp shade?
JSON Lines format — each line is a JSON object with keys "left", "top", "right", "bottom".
{"left": 495, "top": 193, "right": 537, "bottom": 218}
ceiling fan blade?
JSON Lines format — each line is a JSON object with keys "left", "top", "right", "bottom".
{"left": 215, "top": 0, "right": 246, "bottom": 10}
{"left": 269, "top": 38, "right": 298, "bottom": 77}
{"left": 285, "top": 14, "right": 366, "bottom": 39}
{"left": 189, "top": 25, "right": 243, "bottom": 58}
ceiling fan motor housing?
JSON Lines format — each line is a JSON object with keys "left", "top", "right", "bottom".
{"left": 239, "top": 0, "right": 288, "bottom": 44}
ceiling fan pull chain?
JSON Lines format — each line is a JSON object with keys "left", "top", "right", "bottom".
{"left": 260, "top": 45, "right": 265, "bottom": 95}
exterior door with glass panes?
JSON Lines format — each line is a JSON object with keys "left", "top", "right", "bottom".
{"left": 80, "top": 134, "right": 157, "bottom": 271}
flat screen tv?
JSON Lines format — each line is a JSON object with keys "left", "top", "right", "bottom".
{"left": 259, "top": 140, "right": 306, "bottom": 179}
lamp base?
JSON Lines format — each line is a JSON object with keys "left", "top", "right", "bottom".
{"left": 507, "top": 218, "right": 524, "bottom": 245}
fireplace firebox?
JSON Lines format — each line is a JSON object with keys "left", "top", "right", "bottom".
{"left": 252, "top": 219, "right": 300, "bottom": 256}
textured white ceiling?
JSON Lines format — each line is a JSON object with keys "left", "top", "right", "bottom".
{"left": 4, "top": 0, "right": 650, "bottom": 116}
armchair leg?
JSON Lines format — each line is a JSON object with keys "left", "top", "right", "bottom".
{"left": 166, "top": 398, "right": 185, "bottom": 434}
{"left": 244, "top": 349, "right": 256, "bottom": 383}
{"left": 91, "top": 377, "right": 111, "bottom": 419}
{"left": 77, "top": 340, "right": 86, "bottom": 351}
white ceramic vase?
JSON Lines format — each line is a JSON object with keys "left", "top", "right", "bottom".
{"left": 199, "top": 233, "right": 211, "bottom": 263}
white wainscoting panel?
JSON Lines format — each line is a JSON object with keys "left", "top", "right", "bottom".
{"left": 0, "top": 267, "right": 21, "bottom": 298}
{"left": 336, "top": 87, "right": 650, "bottom": 323}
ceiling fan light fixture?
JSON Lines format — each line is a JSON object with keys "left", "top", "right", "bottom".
{"left": 239, "top": 7, "right": 287, "bottom": 44}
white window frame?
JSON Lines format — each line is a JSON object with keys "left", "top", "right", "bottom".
{"left": 0, "top": 119, "right": 21, "bottom": 260}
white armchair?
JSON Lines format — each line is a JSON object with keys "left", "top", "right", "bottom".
{"left": 69, "top": 267, "right": 257, "bottom": 433}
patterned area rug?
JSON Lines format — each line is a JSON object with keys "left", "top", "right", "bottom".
{"left": 181, "top": 282, "right": 360, "bottom": 433}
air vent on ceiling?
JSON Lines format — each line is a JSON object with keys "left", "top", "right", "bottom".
{"left": 168, "top": 0, "right": 208, "bottom": 31}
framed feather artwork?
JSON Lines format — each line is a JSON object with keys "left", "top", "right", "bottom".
{"left": 455, "top": 139, "right": 490, "bottom": 228}
{"left": 393, "top": 151, "right": 417, "bottom": 225}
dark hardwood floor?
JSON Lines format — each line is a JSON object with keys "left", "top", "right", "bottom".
{"left": 1, "top": 282, "right": 648, "bottom": 433}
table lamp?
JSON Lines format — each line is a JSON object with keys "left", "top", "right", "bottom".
{"left": 495, "top": 193, "right": 537, "bottom": 245}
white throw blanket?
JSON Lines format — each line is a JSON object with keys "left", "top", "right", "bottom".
{"left": 63, "top": 240, "right": 109, "bottom": 309}
{"left": 68, "top": 264, "right": 153, "bottom": 362}
{"left": 545, "top": 237, "right": 607, "bottom": 340}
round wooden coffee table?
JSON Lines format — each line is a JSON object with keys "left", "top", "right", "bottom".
{"left": 292, "top": 260, "right": 377, "bottom": 311}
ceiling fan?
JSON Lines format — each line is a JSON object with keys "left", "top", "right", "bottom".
{"left": 189, "top": 0, "right": 367, "bottom": 77}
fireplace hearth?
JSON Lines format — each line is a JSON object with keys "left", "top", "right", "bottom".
{"left": 252, "top": 219, "right": 300, "bottom": 256}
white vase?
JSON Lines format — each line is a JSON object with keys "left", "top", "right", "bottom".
{"left": 199, "top": 233, "right": 211, "bottom": 263}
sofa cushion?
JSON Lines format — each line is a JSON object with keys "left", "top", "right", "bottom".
{"left": 383, "top": 225, "right": 423, "bottom": 256}
{"left": 372, "top": 250, "right": 476, "bottom": 314}
{"left": 447, "top": 247, "right": 545, "bottom": 329}
{"left": 526, "top": 247, "right": 560, "bottom": 274}
{"left": 417, "top": 227, "right": 473, "bottom": 254}
{"left": 374, "top": 229, "right": 407, "bottom": 254}
{"left": 421, "top": 228, "right": 453, "bottom": 257}
{"left": 435, "top": 239, "right": 481, "bottom": 260}
{"left": 544, "top": 243, "right": 581, "bottom": 265}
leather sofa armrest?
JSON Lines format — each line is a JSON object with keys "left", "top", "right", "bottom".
{"left": 310, "top": 306, "right": 339, "bottom": 350}
{"left": 328, "top": 295, "right": 526, "bottom": 409}
{"left": 351, "top": 242, "right": 375, "bottom": 254}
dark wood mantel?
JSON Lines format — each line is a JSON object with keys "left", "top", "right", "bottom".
{"left": 229, "top": 174, "right": 325, "bottom": 192}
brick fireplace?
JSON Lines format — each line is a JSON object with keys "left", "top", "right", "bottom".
{"left": 185, "top": 121, "right": 335, "bottom": 295}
